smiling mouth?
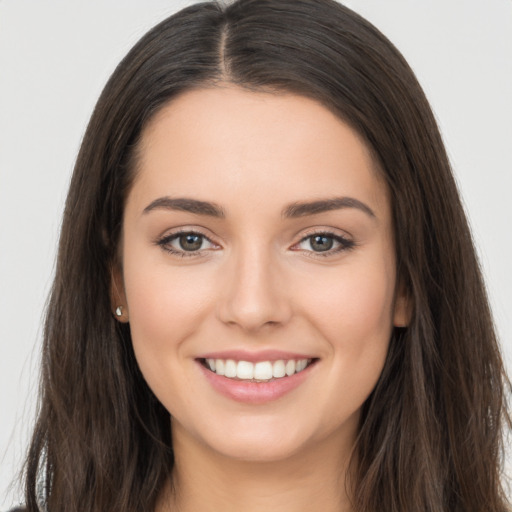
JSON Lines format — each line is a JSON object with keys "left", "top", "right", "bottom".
{"left": 199, "top": 358, "right": 317, "bottom": 382}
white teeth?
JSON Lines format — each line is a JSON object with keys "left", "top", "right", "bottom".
{"left": 297, "top": 359, "right": 307, "bottom": 372}
{"left": 254, "top": 361, "right": 273, "bottom": 380}
{"left": 225, "top": 359, "right": 237, "bottom": 378}
{"left": 215, "top": 359, "right": 225, "bottom": 376}
{"left": 272, "top": 360, "right": 286, "bottom": 378}
{"left": 206, "top": 357, "right": 313, "bottom": 381}
{"left": 237, "top": 360, "right": 254, "bottom": 379}
{"left": 285, "top": 360, "right": 296, "bottom": 376}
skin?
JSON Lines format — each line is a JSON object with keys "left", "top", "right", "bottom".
{"left": 113, "top": 85, "right": 409, "bottom": 512}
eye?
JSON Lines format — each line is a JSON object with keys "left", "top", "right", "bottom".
{"left": 294, "top": 232, "right": 355, "bottom": 257}
{"left": 156, "top": 230, "right": 218, "bottom": 257}
{"left": 305, "top": 234, "right": 335, "bottom": 252}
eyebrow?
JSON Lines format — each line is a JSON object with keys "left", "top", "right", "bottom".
{"left": 142, "top": 196, "right": 376, "bottom": 219}
{"left": 143, "top": 197, "right": 226, "bottom": 217}
{"left": 282, "top": 197, "right": 375, "bottom": 219}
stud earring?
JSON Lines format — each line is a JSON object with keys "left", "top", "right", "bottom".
{"left": 115, "top": 306, "right": 123, "bottom": 317}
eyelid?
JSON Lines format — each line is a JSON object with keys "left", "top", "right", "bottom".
{"left": 296, "top": 226, "right": 353, "bottom": 241}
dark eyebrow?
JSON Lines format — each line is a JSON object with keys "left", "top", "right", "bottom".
{"left": 143, "top": 197, "right": 225, "bottom": 218}
{"left": 142, "top": 196, "right": 375, "bottom": 220}
{"left": 282, "top": 197, "right": 376, "bottom": 219}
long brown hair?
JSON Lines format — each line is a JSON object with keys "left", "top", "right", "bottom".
{"left": 23, "top": 1, "right": 510, "bottom": 511}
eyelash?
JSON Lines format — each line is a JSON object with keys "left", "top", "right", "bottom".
{"left": 156, "top": 229, "right": 219, "bottom": 258}
{"left": 294, "top": 230, "right": 355, "bottom": 257}
{"left": 155, "top": 229, "right": 355, "bottom": 259}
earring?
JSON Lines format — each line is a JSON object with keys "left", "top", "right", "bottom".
{"left": 115, "top": 306, "right": 123, "bottom": 317}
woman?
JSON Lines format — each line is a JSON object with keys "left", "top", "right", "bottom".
{"left": 14, "top": 0, "right": 510, "bottom": 511}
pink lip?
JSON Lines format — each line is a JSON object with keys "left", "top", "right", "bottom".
{"left": 198, "top": 349, "right": 316, "bottom": 363}
{"left": 197, "top": 358, "right": 317, "bottom": 404}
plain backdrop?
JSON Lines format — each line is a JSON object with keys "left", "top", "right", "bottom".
{"left": 1, "top": 0, "right": 511, "bottom": 508}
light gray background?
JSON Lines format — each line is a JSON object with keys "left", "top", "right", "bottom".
{"left": 1, "top": 0, "right": 511, "bottom": 508}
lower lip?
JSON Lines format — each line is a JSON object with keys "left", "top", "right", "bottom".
{"left": 198, "top": 360, "right": 316, "bottom": 404}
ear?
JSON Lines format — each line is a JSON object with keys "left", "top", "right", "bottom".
{"left": 393, "top": 278, "right": 412, "bottom": 328}
{"left": 110, "top": 264, "right": 129, "bottom": 323}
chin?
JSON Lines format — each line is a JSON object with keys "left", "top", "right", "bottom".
{"left": 210, "top": 435, "right": 311, "bottom": 463}
{"left": 187, "top": 416, "right": 333, "bottom": 464}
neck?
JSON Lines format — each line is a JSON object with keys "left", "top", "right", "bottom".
{"left": 157, "top": 422, "right": 357, "bottom": 512}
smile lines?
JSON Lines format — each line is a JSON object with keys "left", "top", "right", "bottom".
{"left": 202, "top": 358, "right": 314, "bottom": 382}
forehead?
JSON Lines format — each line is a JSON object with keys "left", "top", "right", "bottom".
{"left": 130, "top": 86, "right": 390, "bottom": 219}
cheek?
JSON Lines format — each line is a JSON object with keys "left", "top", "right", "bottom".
{"left": 305, "top": 261, "right": 394, "bottom": 338}
{"left": 122, "top": 247, "right": 215, "bottom": 379}
{"left": 299, "top": 256, "right": 395, "bottom": 391}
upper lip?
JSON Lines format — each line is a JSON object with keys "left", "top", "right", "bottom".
{"left": 197, "top": 349, "right": 317, "bottom": 363}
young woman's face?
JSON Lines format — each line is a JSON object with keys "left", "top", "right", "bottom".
{"left": 117, "top": 86, "right": 408, "bottom": 462}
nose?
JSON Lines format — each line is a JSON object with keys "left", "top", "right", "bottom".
{"left": 216, "top": 243, "right": 293, "bottom": 333}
